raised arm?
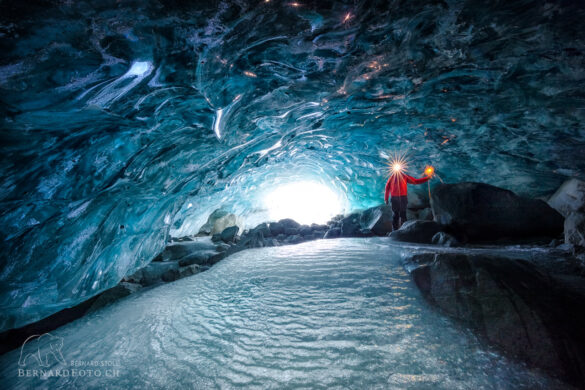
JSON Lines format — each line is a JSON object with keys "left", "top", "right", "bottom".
{"left": 405, "top": 174, "right": 430, "bottom": 185}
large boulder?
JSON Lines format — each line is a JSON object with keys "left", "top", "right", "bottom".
{"left": 548, "top": 179, "right": 585, "bottom": 217}
{"left": 340, "top": 213, "right": 361, "bottom": 237}
{"left": 360, "top": 205, "right": 393, "bottom": 236}
{"left": 251, "top": 222, "right": 272, "bottom": 238}
{"left": 389, "top": 220, "right": 443, "bottom": 244}
{"left": 197, "top": 209, "right": 244, "bottom": 235}
{"left": 237, "top": 230, "right": 265, "bottom": 249}
{"left": 431, "top": 182, "right": 564, "bottom": 241}
{"left": 406, "top": 252, "right": 585, "bottom": 386}
{"left": 220, "top": 225, "right": 239, "bottom": 243}
{"left": 177, "top": 250, "right": 217, "bottom": 267}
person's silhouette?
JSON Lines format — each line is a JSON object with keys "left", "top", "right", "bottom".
{"left": 384, "top": 170, "right": 431, "bottom": 230}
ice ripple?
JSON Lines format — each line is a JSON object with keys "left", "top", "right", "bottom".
{"left": 0, "top": 238, "right": 567, "bottom": 389}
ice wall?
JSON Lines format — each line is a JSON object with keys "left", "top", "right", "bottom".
{"left": 1, "top": 0, "right": 584, "bottom": 330}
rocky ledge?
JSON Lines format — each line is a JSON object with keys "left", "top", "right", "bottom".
{"left": 401, "top": 249, "right": 585, "bottom": 387}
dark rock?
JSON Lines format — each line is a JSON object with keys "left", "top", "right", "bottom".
{"left": 160, "top": 239, "right": 217, "bottom": 261}
{"left": 548, "top": 179, "right": 585, "bottom": 217}
{"left": 417, "top": 207, "right": 434, "bottom": 221}
{"left": 251, "top": 222, "right": 272, "bottom": 237}
{"left": 275, "top": 233, "right": 287, "bottom": 241}
{"left": 269, "top": 222, "right": 284, "bottom": 236}
{"left": 214, "top": 242, "right": 231, "bottom": 252}
{"left": 324, "top": 227, "right": 341, "bottom": 239}
{"left": 360, "top": 205, "right": 393, "bottom": 236}
{"left": 340, "top": 213, "right": 361, "bottom": 237}
{"left": 406, "top": 252, "right": 585, "bottom": 386}
{"left": 238, "top": 230, "right": 265, "bottom": 249}
{"left": 284, "top": 235, "right": 304, "bottom": 244}
{"left": 127, "top": 262, "right": 180, "bottom": 286}
{"left": 299, "top": 225, "right": 313, "bottom": 236}
{"left": 171, "top": 236, "right": 193, "bottom": 242}
{"left": 279, "top": 218, "right": 301, "bottom": 229}
{"left": 312, "top": 232, "right": 325, "bottom": 240}
{"left": 390, "top": 220, "right": 443, "bottom": 244}
{"left": 284, "top": 227, "right": 299, "bottom": 236}
{"left": 179, "top": 264, "right": 200, "bottom": 278}
{"left": 211, "top": 233, "right": 222, "bottom": 242}
{"left": 406, "top": 209, "right": 419, "bottom": 221}
{"left": 408, "top": 191, "right": 430, "bottom": 209}
{"left": 177, "top": 250, "right": 217, "bottom": 266}
{"left": 431, "top": 182, "right": 564, "bottom": 241}
{"left": 359, "top": 228, "right": 374, "bottom": 237}
{"left": 264, "top": 238, "right": 279, "bottom": 247}
{"left": 431, "top": 232, "right": 459, "bottom": 247}
{"left": 220, "top": 225, "right": 239, "bottom": 243}
{"left": 161, "top": 268, "right": 180, "bottom": 282}
{"left": 88, "top": 282, "right": 142, "bottom": 312}
{"left": 327, "top": 214, "right": 344, "bottom": 225}
{"left": 311, "top": 223, "right": 329, "bottom": 231}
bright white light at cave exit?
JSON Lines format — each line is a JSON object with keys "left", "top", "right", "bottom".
{"left": 264, "top": 181, "right": 344, "bottom": 225}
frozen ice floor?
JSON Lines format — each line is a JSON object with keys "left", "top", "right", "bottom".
{"left": 0, "top": 238, "right": 567, "bottom": 389}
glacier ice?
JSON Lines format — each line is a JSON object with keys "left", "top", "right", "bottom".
{"left": 1, "top": 0, "right": 585, "bottom": 330}
{"left": 0, "top": 239, "right": 567, "bottom": 388}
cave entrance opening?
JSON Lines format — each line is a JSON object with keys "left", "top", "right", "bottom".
{"left": 263, "top": 180, "right": 345, "bottom": 225}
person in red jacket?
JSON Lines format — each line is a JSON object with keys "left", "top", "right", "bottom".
{"left": 384, "top": 166, "right": 432, "bottom": 230}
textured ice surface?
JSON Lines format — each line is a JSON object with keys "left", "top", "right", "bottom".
{"left": 0, "top": 239, "right": 567, "bottom": 389}
{"left": 1, "top": 0, "right": 585, "bottom": 329}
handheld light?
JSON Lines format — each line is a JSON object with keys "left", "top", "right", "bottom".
{"left": 424, "top": 165, "right": 435, "bottom": 177}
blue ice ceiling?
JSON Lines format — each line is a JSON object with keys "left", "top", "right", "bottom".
{"left": 1, "top": 0, "right": 584, "bottom": 330}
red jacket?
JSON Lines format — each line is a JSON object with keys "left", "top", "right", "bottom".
{"left": 384, "top": 174, "right": 430, "bottom": 203}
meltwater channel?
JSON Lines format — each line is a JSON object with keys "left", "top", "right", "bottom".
{"left": 0, "top": 238, "right": 565, "bottom": 389}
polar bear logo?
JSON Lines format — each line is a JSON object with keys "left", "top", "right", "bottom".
{"left": 18, "top": 333, "right": 66, "bottom": 367}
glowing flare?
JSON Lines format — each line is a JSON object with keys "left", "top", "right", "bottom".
{"left": 424, "top": 165, "right": 435, "bottom": 176}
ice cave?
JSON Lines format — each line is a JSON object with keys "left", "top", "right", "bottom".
{"left": 1, "top": 0, "right": 585, "bottom": 388}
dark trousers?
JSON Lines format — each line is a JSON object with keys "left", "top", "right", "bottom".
{"left": 391, "top": 196, "right": 408, "bottom": 231}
